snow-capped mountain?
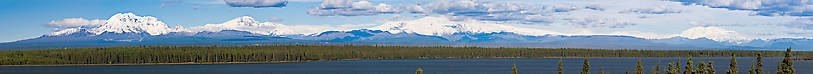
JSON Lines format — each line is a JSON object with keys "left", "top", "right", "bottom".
{"left": 89, "top": 13, "right": 184, "bottom": 35}
{"left": 42, "top": 13, "right": 300, "bottom": 39}
{"left": 48, "top": 13, "right": 184, "bottom": 36}
{"left": 3, "top": 13, "right": 811, "bottom": 51}
{"left": 369, "top": 16, "right": 559, "bottom": 36}
{"left": 190, "top": 16, "right": 297, "bottom": 36}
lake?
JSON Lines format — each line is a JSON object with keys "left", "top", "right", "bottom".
{"left": 1, "top": 57, "right": 809, "bottom": 74}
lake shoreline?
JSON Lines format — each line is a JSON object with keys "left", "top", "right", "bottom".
{"left": 0, "top": 61, "right": 304, "bottom": 67}
{"left": 0, "top": 56, "right": 784, "bottom": 67}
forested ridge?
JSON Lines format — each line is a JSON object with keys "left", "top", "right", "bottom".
{"left": 0, "top": 45, "right": 810, "bottom": 65}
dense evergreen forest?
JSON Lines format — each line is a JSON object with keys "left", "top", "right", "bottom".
{"left": 415, "top": 48, "right": 800, "bottom": 74}
{"left": 0, "top": 45, "right": 810, "bottom": 65}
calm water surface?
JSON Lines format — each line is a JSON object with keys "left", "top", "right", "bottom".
{"left": 1, "top": 58, "right": 810, "bottom": 74}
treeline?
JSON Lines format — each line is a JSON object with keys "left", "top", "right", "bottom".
{"left": 0, "top": 45, "right": 811, "bottom": 65}
{"left": 415, "top": 48, "right": 799, "bottom": 74}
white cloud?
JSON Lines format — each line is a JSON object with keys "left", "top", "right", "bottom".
{"left": 398, "top": 3, "right": 424, "bottom": 13}
{"left": 672, "top": 0, "right": 813, "bottom": 16}
{"left": 552, "top": 5, "right": 602, "bottom": 12}
{"left": 564, "top": 15, "right": 637, "bottom": 28}
{"left": 789, "top": 18, "right": 813, "bottom": 30}
{"left": 620, "top": 6, "right": 682, "bottom": 14}
{"left": 189, "top": 16, "right": 368, "bottom": 35}
{"left": 421, "top": 0, "right": 543, "bottom": 22}
{"left": 318, "top": 0, "right": 352, "bottom": 9}
{"left": 410, "top": 0, "right": 640, "bottom": 28}
{"left": 307, "top": 0, "right": 399, "bottom": 16}
{"left": 47, "top": 18, "right": 106, "bottom": 28}
{"left": 224, "top": 0, "right": 287, "bottom": 8}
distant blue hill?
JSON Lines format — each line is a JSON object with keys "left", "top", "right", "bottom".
{"left": 0, "top": 29, "right": 808, "bottom": 51}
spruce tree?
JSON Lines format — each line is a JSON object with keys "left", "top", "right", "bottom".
{"left": 708, "top": 61, "right": 715, "bottom": 74}
{"left": 697, "top": 61, "right": 706, "bottom": 74}
{"left": 601, "top": 67, "right": 606, "bottom": 74}
{"left": 749, "top": 61, "right": 755, "bottom": 74}
{"left": 415, "top": 68, "right": 423, "bottom": 74}
{"left": 653, "top": 60, "right": 661, "bottom": 74}
{"left": 776, "top": 47, "right": 795, "bottom": 74}
{"left": 558, "top": 58, "right": 564, "bottom": 74}
{"left": 756, "top": 53, "right": 764, "bottom": 74}
{"left": 634, "top": 59, "right": 643, "bottom": 74}
{"left": 685, "top": 57, "right": 694, "bottom": 74}
{"left": 676, "top": 59, "right": 681, "bottom": 74}
{"left": 726, "top": 55, "right": 737, "bottom": 74}
{"left": 626, "top": 69, "right": 630, "bottom": 74}
{"left": 582, "top": 58, "right": 590, "bottom": 74}
{"left": 668, "top": 62, "right": 677, "bottom": 74}
{"left": 513, "top": 64, "right": 518, "bottom": 74}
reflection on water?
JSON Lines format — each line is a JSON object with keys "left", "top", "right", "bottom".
{"left": 1, "top": 58, "right": 809, "bottom": 74}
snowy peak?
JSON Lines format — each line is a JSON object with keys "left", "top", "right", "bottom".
{"left": 46, "top": 13, "right": 183, "bottom": 36}
{"left": 46, "top": 14, "right": 299, "bottom": 37}
{"left": 87, "top": 13, "right": 182, "bottom": 35}
{"left": 676, "top": 26, "right": 749, "bottom": 43}
{"left": 226, "top": 16, "right": 260, "bottom": 26}
{"left": 369, "top": 16, "right": 559, "bottom": 36}
{"left": 190, "top": 16, "right": 297, "bottom": 35}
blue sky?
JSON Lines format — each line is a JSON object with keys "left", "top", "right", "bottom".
{"left": 1, "top": 0, "right": 812, "bottom": 43}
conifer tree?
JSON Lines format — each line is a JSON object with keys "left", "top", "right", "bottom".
{"left": 626, "top": 69, "right": 630, "bottom": 74}
{"left": 708, "top": 61, "right": 715, "bottom": 74}
{"left": 558, "top": 58, "right": 564, "bottom": 74}
{"left": 582, "top": 58, "right": 591, "bottom": 74}
{"left": 513, "top": 64, "right": 518, "bottom": 74}
{"left": 776, "top": 47, "right": 795, "bottom": 74}
{"left": 666, "top": 62, "right": 673, "bottom": 74}
{"left": 676, "top": 59, "right": 681, "bottom": 74}
{"left": 756, "top": 53, "right": 764, "bottom": 74}
{"left": 726, "top": 55, "right": 737, "bottom": 74}
{"left": 653, "top": 60, "right": 661, "bottom": 74}
{"left": 634, "top": 59, "right": 644, "bottom": 74}
{"left": 415, "top": 68, "right": 423, "bottom": 74}
{"left": 749, "top": 61, "right": 755, "bottom": 74}
{"left": 601, "top": 67, "right": 606, "bottom": 74}
{"left": 668, "top": 62, "right": 677, "bottom": 74}
{"left": 697, "top": 61, "right": 706, "bottom": 74}
{"left": 685, "top": 57, "right": 694, "bottom": 74}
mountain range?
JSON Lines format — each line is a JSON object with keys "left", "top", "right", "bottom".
{"left": 2, "top": 13, "right": 810, "bottom": 51}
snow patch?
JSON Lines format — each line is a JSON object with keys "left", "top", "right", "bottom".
{"left": 47, "top": 28, "right": 83, "bottom": 36}
{"left": 678, "top": 26, "right": 749, "bottom": 43}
